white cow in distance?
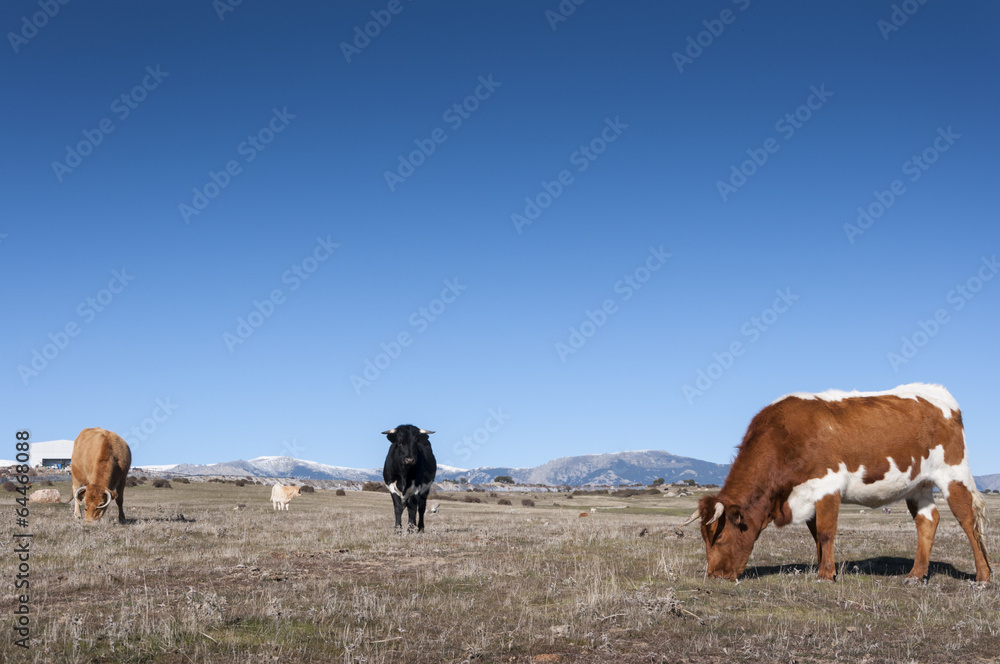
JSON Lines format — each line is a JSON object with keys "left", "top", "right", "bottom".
{"left": 271, "top": 484, "right": 301, "bottom": 510}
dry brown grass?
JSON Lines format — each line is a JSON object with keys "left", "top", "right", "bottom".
{"left": 4, "top": 484, "right": 1000, "bottom": 663}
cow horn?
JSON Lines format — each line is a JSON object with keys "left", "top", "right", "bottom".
{"left": 705, "top": 501, "right": 725, "bottom": 525}
{"left": 680, "top": 509, "right": 702, "bottom": 527}
{"left": 74, "top": 486, "right": 87, "bottom": 503}
{"left": 381, "top": 429, "right": 396, "bottom": 435}
{"left": 418, "top": 429, "right": 435, "bottom": 435}
{"left": 97, "top": 490, "right": 113, "bottom": 509}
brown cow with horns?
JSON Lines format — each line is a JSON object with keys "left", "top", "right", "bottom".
{"left": 71, "top": 428, "right": 132, "bottom": 523}
{"left": 684, "top": 384, "right": 991, "bottom": 583}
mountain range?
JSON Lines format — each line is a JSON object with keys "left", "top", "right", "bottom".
{"left": 156, "top": 450, "right": 731, "bottom": 485}
{"left": 147, "top": 452, "right": 1000, "bottom": 491}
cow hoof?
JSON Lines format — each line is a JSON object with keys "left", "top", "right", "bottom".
{"left": 903, "top": 576, "right": 927, "bottom": 586}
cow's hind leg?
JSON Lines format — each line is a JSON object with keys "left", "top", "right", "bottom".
{"left": 946, "top": 481, "right": 991, "bottom": 583}
{"left": 810, "top": 492, "right": 841, "bottom": 581}
{"left": 416, "top": 494, "right": 427, "bottom": 532}
{"left": 904, "top": 486, "right": 938, "bottom": 583}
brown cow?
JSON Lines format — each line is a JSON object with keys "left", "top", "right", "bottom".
{"left": 71, "top": 428, "right": 132, "bottom": 523}
{"left": 685, "top": 384, "right": 991, "bottom": 583}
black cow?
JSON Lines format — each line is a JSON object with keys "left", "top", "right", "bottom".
{"left": 382, "top": 425, "right": 437, "bottom": 533}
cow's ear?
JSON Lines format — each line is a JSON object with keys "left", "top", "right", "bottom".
{"left": 726, "top": 505, "right": 743, "bottom": 526}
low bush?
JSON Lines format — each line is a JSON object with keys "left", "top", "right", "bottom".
{"left": 521, "top": 498, "right": 535, "bottom": 507}
{"left": 173, "top": 477, "right": 190, "bottom": 484}
{"left": 362, "top": 481, "right": 388, "bottom": 493}
{"left": 300, "top": 485, "right": 315, "bottom": 493}
{"left": 463, "top": 496, "right": 482, "bottom": 503}
{"left": 335, "top": 489, "right": 346, "bottom": 496}
{"left": 152, "top": 479, "right": 172, "bottom": 489}
{"left": 497, "top": 498, "right": 512, "bottom": 506}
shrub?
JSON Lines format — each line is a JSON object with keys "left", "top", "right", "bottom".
{"left": 335, "top": 489, "right": 346, "bottom": 496}
{"left": 463, "top": 496, "right": 482, "bottom": 503}
{"left": 566, "top": 494, "right": 573, "bottom": 499}
{"left": 362, "top": 481, "right": 388, "bottom": 493}
{"left": 494, "top": 475, "right": 515, "bottom": 484}
{"left": 521, "top": 498, "right": 535, "bottom": 507}
{"left": 125, "top": 477, "right": 140, "bottom": 488}
{"left": 497, "top": 498, "right": 512, "bottom": 506}
{"left": 174, "top": 477, "right": 190, "bottom": 484}
{"left": 152, "top": 479, "right": 172, "bottom": 489}
{"left": 652, "top": 478, "right": 665, "bottom": 487}
{"left": 234, "top": 480, "right": 246, "bottom": 487}
{"left": 43, "top": 480, "right": 53, "bottom": 486}
{"left": 2, "top": 481, "right": 16, "bottom": 492}
{"left": 299, "top": 485, "right": 315, "bottom": 493}
{"left": 488, "top": 492, "right": 498, "bottom": 498}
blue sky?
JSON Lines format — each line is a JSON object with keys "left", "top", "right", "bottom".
{"left": 3, "top": 1, "right": 999, "bottom": 474}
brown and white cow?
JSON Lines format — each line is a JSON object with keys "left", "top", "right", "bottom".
{"left": 271, "top": 483, "right": 300, "bottom": 510}
{"left": 71, "top": 428, "right": 132, "bottom": 523}
{"left": 685, "top": 384, "right": 991, "bottom": 583}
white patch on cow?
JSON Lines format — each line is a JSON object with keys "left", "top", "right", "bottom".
{"left": 387, "top": 481, "right": 431, "bottom": 501}
{"left": 785, "top": 444, "right": 977, "bottom": 525}
{"left": 772, "top": 382, "right": 958, "bottom": 419}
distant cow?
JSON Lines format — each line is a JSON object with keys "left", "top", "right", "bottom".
{"left": 71, "top": 428, "right": 132, "bottom": 523}
{"left": 382, "top": 425, "right": 437, "bottom": 532}
{"left": 684, "top": 384, "right": 991, "bottom": 583}
{"left": 271, "top": 484, "right": 300, "bottom": 510}
{"left": 28, "top": 488, "right": 61, "bottom": 503}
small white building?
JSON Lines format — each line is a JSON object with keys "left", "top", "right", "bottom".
{"left": 28, "top": 440, "right": 75, "bottom": 468}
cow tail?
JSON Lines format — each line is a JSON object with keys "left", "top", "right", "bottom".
{"left": 972, "top": 489, "right": 991, "bottom": 571}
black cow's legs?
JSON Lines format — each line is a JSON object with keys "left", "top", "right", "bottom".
{"left": 392, "top": 494, "right": 405, "bottom": 532}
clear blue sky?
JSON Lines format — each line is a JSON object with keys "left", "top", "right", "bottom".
{"left": 3, "top": 1, "right": 999, "bottom": 474}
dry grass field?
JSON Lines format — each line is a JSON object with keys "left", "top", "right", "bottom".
{"left": 4, "top": 482, "right": 1000, "bottom": 663}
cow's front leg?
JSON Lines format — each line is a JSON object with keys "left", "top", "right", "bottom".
{"left": 392, "top": 494, "right": 405, "bottom": 533}
{"left": 812, "top": 492, "right": 841, "bottom": 581}
{"left": 406, "top": 500, "right": 418, "bottom": 533}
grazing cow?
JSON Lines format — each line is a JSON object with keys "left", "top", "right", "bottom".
{"left": 271, "top": 484, "right": 300, "bottom": 510}
{"left": 71, "top": 428, "right": 132, "bottom": 523}
{"left": 28, "top": 488, "right": 62, "bottom": 504}
{"left": 684, "top": 384, "right": 991, "bottom": 583}
{"left": 382, "top": 425, "right": 437, "bottom": 532}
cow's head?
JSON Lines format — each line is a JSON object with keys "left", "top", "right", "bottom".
{"left": 382, "top": 425, "right": 434, "bottom": 467}
{"left": 74, "top": 484, "right": 115, "bottom": 522}
{"left": 685, "top": 494, "right": 757, "bottom": 580}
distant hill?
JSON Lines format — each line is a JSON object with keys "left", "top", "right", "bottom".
{"left": 976, "top": 474, "right": 1000, "bottom": 492}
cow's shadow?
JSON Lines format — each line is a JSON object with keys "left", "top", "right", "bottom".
{"left": 742, "top": 556, "right": 976, "bottom": 582}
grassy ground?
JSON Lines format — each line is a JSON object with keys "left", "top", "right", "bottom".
{"left": 4, "top": 483, "right": 999, "bottom": 663}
